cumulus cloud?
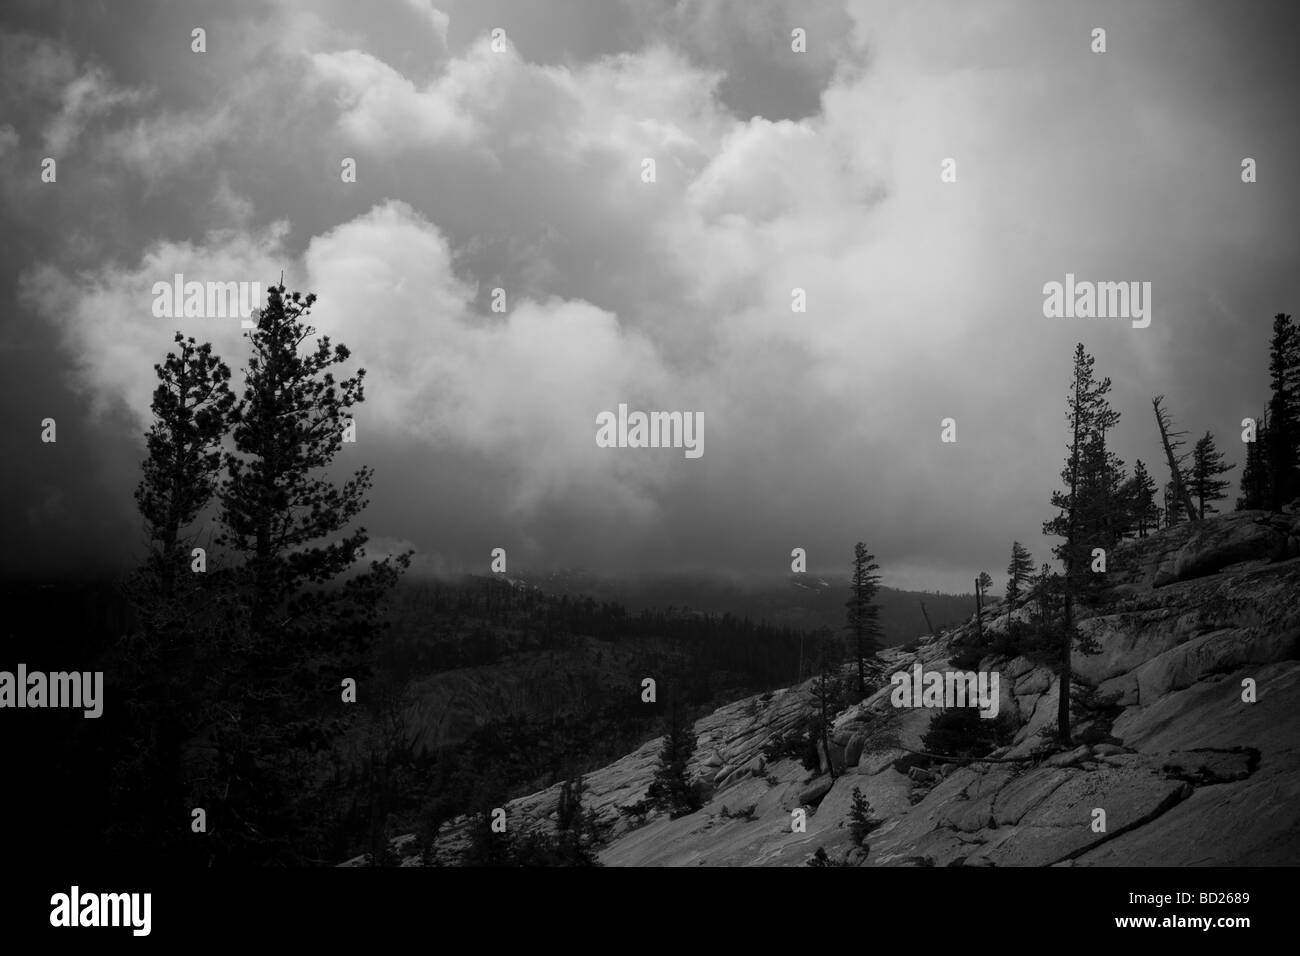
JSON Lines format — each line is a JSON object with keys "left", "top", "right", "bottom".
{"left": 9, "top": 0, "right": 1298, "bottom": 589}
{"left": 300, "top": 200, "right": 686, "bottom": 523}
{"left": 19, "top": 220, "right": 293, "bottom": 424}
{"left": 310, "top": 47, "right": 480, "bottom": 150}
{"left": 404, "top": 0, "right": 451, "bottom": 45}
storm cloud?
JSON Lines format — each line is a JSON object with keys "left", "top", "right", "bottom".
{"left": 3, "top": 0, "right": 1297, "bottom": 591}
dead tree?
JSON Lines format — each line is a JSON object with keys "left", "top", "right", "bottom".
{"left": 1152, "top": 396, "right": 1198, "bottom": 523}
{"left": 919, "top": 600, "right": 936, "bottom": 637}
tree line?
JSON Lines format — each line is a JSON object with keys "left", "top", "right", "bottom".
{"left": 1033, "top": 314, "right": 1297, "bottom": 745}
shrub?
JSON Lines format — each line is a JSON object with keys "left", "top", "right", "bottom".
{"left": 920, "top": 708, "right": 1015, "bottom": 759}
{"left": 720, "top": 803, "right": 757, "bottom": 821}
{"left": 848, "top": 786, "right": 882, "bottom": 844}
{"left": 762, "top": 714, "right": 815, "bottom": 765}
{"left": 618, "top": 799, "right": 650, "bottom": 826}
{"left": 806, "top": 847, "right": 854, "bottom": 867}
{"left": 948, "top": 645, "right": 986, "bottom": 670}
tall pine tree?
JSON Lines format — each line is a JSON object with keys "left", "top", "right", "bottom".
{"left": 1005, "top": 542, "right": 1034, "bottom": 616}
{"left": 1237, "top": 412, "right": 1270, "bottom": 510}
{"left": 1127, "top": 459, "right": 1158, "bottom": 537}
{"left": 1189, "top": 432, "right": 1235, "bottom": 518}
{"left": 1043, "top": 344, "right": 1117, "bottom": 744}
{"left": 845, "top": 543, "right": 883, "bottom": 698}
{"left": 208, "top": 282, "right": 411, "bottom": 864}
{"left": 115, "top": 332, "right": 237, "bottom": 863}
{"left": 1265, "top": 313, "right": 1299, "bottom": 509}
{"left": 132, "top": 333, "right": 238, "bottom": 608}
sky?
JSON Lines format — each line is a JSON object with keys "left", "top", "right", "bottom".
{"left": 1, "top": 0, "right": 1298, "bottom": 593}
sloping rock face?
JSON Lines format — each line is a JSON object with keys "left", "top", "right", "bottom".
{"left": 347, "top": 510, "right": 1300, "bottom": 867}
{"left": 1106, "top": 509, "right": 1297, "bottom": 591}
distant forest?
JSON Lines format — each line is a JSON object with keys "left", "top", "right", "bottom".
{"left": 2, "top": 568, "right": 969, "bottom": 867}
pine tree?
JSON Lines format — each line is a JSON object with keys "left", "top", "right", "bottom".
{"left": 464, "top": 809, "right": 513, "bottom": 867}
{"left": 132, "top": 333, "right": 238, "bottom": 605}
{"left": 848, "top": 787, "right": 880, "bottom": 844}
{"left": 1004, "top": 542, "right": 1034, "bottom": 618}
{"left": 1266, "top": 313, "right": 1300, "bottom": 509}
{"left": 1189, "top": 432, "right": 1235, "bottom": 518}
{"left": 974, "top": 570, "right": 992, "bottom": 640}
{"left": 1032, "top": 563, "right": 1056, "bottom": 624}
{"left": 647, "top": 705, "right": 700, "bottom": 819}
{"left": 114, "top": 333, "right": 238, "bottom": 863}
{"left": 1043, "top": 344, "right": 1118, "bottom": 744}
{"left": 845, "top": 543, "right": 883, "bottom": 698}
{"left": 1076, "top": 426, "right": 1131, "bottom": 547}
{"left": 1238, "top": 412, "right": 1270, "bottom": 510}
{"left": 1127, "top": 459, "right": 1158, "bottom": 537}
{"left": 206, "top": 283, "right": 411, "bottom": 864}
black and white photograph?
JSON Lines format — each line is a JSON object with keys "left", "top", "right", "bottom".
{"left": 1, "top": 0, "right": 1297, "bottom": 940}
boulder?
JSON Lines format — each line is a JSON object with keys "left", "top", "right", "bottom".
{"left": 1096, "top": 670, "right": 1139, "bottom": 707}
{"left": 1072, "top": 613, "right": 1187, "bottom": 686}
{"left": 798, "top": 778, "right": 834, "bottom": 806}
{"left": 1013, "top": 665, "right": 1052, "bottom": 696}
{"left": 858, "top": 747, "right": 907, "bottom": 775}
{"left": 1153, "top": 514, "right": 1288, "bottom": 587}
{"left": 1005, "top": 656, "right": 1037, "bottom": 680}
{"left": 1160, "top": 748, "right": 1255, "bottom": 784}
{"left": 1132, "top": 626, "right": 1300, "bottom": 703}
{"left": 1073, "top": 761, "right": 1300, "bottom": 866}
{"left": 1044, "top": 745, "right": 1092, "bottom": 768}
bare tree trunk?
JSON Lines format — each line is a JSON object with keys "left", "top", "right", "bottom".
{"left": 1153, "top": 396, "right": 1198, "bottom": 523}
{"left": 919, "top": 600, "right": 935, "bottom": 637}
{"left": 818, "top": 674, "right": 837, "bottom": 781}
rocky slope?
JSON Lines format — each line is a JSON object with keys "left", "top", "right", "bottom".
{"left": 347, "top": 508, "right": 1300, "bottom": 866}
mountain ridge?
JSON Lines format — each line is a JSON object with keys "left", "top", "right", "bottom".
{"left": 347, "top": 507, "right": 1300, "bottom": 866}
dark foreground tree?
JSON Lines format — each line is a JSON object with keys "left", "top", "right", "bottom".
{"left": 114, "top": 333, "right": 238, "bottom": 862}
{"left": 132, "top": 333, "right": 238, "bottom": 605}
{"left": 200, "top": 282, "right": 411, "bottom": 864}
